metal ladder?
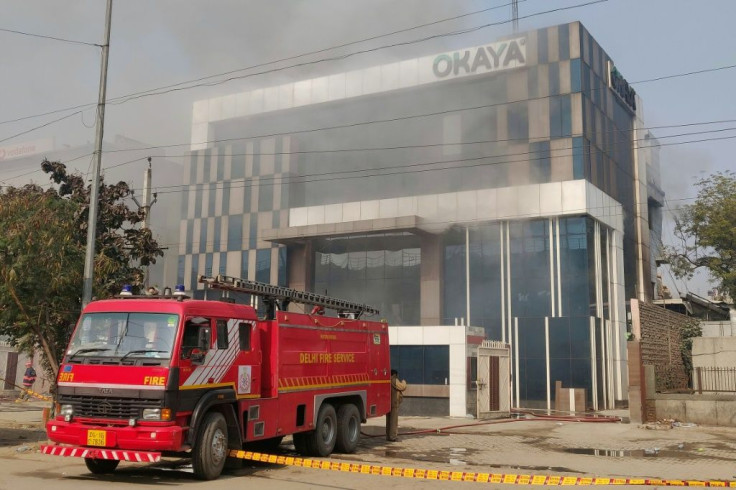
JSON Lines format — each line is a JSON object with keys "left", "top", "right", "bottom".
{"left": 198, "top": 274, "right": 380, "bottom": 319}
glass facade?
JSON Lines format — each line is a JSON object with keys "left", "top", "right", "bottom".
{"left": 180, "top": 21, "right": 661, "bottom": 410}
{"left": 390, "top": 345, "right": 450, "bottom": 385}
{"left": 312, "top": 234, "right": 420, "bottom": 326}
{"left": 442, "top": 217, "right": 616, "bottom": 407}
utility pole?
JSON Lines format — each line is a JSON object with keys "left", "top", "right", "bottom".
{"left": 82, "top": 0, "right": 113, "bottom": 307}
{"left": 512, "top": 0, "right": 519, "bottom": 33}
{"left": 131, "top": 157, "right": 158, "bottom": 288}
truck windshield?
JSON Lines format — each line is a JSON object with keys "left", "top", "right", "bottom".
{"left": 66, "top": 312, "right": 179, "bottom": 361}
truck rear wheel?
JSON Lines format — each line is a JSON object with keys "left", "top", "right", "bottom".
{"left": 84, "top": 458, "right": 119, "bottom": 474}
{"left": 192, "top": 411, "right": 228, "bottom": 480}
{"left": 335, "top": 404, "right": 361, "bottom": 453}
{"left": 306, "top": 403, "right": 337, "bottom": 456}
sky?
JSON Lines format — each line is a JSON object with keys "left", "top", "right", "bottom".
{"left": 1, "top": 0, "right": 735, "bottom": 297}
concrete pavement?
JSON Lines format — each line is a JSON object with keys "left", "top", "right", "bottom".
{"left": 3, "top": 400, "right": 736, "bottom": 484}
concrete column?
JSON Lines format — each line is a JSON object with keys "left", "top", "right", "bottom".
{"left": 420, "top": 234, "right": 442, "bottom": 325}
{"left": 627, "top": 340, "right": 646, "bottom": 423}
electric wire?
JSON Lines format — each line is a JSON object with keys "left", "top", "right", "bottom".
{"left": 0, "top": 111, "right": 82, "bottom": 145}
{"left": 0, "top": 0, "right": 599, "bottom": 128}
{"left": 110, "top": 0, "right": 531, "bottom": 102}
{"left": 110, "top": 0, "right": 608, "bottom": 107}
{"left": 131, "top": 131, "right": 736, "bottom": 197}
{"left": 0, "top": 26, "right": 101, "bottom": 48}
{"left": 0, "top": 1, "right": 526, "bottom": 127}
{"left": 3, "top": 122, "right": 735, "bottom": 196}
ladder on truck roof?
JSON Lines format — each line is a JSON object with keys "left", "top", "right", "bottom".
{"left": 198, "top": 274, "right": 380, "bottom": 320}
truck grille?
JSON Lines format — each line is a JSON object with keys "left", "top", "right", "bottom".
{"left": 60, "top": 395, "right": 162, "bottom": 419}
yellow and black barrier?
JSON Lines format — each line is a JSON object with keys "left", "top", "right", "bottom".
{"left": 16, "top": 387, "right": 52, "bottom": 402}
{"left": 0, "top": 375, "right": 52, "bottom": 402}
{"left": 229, "top": 449, "right": 735, "bottom": 486}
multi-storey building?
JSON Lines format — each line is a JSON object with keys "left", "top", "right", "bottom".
{"left": 180, "top": 22, "right": 664, "bottom": 415}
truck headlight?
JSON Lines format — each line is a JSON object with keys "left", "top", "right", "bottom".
{"left": 142, "top": 408, "right": 172, "bottom": 421}
{"left": 60, "top": 404, "right": 74, "bottom": 422}
{"left": 142, "top": 408, "right": 160, "bottom": 420}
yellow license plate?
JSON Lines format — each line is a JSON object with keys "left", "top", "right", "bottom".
{"left": 87, "top": 430, "right": 107, "bottom": 447}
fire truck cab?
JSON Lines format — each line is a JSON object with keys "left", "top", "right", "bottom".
{"left": 42, "top": 276, "right": 391, "bottom": 480}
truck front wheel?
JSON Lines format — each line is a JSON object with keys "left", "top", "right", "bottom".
{"left": 84, "top": 458, "right": 119, "bottom": 474}
{"left": 335, "top": 404, "right": 361, "bottom": 453}
{"left": 306, "top": 403, "right": 337, "bottom": 456}
{"left": 192, "top": 411, "right": 228, "bottom": 480}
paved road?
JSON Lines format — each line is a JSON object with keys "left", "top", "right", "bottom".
{"left": 3, "top": 400, "right": 736, "bottom": 488}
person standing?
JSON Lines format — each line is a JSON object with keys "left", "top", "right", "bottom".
{"left": 20, "top": 361, "right": 37, "bottom": 401}
{"left": 386, "top": 369, "right": 407, "bottom": 441}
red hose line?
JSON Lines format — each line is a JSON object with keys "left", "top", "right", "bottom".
{"left": 361, "top": 409, "right": 620, "bottom": 438}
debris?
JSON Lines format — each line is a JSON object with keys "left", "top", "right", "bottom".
{"left": 672, "top": 421, "right": 697, "bottom": 428}
{"left": 15, "top": 445, "right": 32, "bottom": 453}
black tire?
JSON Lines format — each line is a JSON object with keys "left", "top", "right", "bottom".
{"left": 335, "top": 404, "right": 361, "bottom": 453}
{"left": 305, "top": 403, "right": 337, "bottom": 457}
{"left": 192, "top": 411, "right": 228, "bottom": 480}
{"left": 292, "top": 432, "right": 309, "bottom": 455}
{"left": 84, "top": 458, "right": 120, "bottom": 474}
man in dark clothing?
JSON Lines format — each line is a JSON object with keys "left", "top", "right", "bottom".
{"left": 386, "top": 369, "right": 407, "bottom": 441}
{"left": 20, "top": 361, "right": 37, "bottom": 401}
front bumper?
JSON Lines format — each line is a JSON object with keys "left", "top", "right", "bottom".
{"left": 41, "top": 444, "right": 161, "bottom": 462}
{"left": 46, "top": 418, "right": 185, "bottom": 452}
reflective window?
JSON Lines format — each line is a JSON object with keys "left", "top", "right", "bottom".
{"left": 213, "top": 217, "right": 222, "bottom": 251}
{"left": 208, "top": 182, "right": 216, "bottom": 217}
{"left": 67, "top": 313, "right": 178, "bottom": 361}
{"left": 256, "top": 248, "right": 271, "bottom": 284}
{"left": 231, "top": 143, "right": 245, "bottom": 180}
{"left": 572, "top": 137, "right": 584, "bottom": 178}
{"left": 558, "top": 23, "right": 570, "bottom": 60}
{"left": 205, "top": 253, "right": 213, "bottom": 276}
{"left": 221, "top": 182, "right": 230, "bottom": 216}
{"left": 228, "top": 215, "right": 242, "bottom": 250}
{"left": 390, "top": 345, "right": 449, "bottom": 385}
{"left": 258, "top": 180, "right": 273, "bottom": 211}
{"left": 216, "top": 319, "right": 229, "bottom": 349}
{"left": 510, "top": 220, "right": 550, "bottom": 318}
{"left": 570, "top": 58, "right": 582, "bottom": 93}
{"left": 277, "top": 246, "right": 288, "bottom": 286}
{"left": 313, "top": 234, "right": 420, "bottom": 326}
{"left": 185, "top": 219, "right": 193, "bottom": 254}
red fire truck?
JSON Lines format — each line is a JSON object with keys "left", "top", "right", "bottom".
{"left": 41, "top": 275, "right": 391, "bottom": 480}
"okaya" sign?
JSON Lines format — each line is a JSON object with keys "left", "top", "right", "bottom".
{"left": 432, "top": 38, "right": 527, "bottom": 79}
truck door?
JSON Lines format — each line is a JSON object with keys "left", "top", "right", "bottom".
{"left": 233, "top": 320, "right": 260, "bottom": 397}
{"left": 179, "top": 316, "right": 212, "bottom": 387}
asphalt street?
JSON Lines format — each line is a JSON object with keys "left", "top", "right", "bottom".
{"left": 2, "top": 398, "right": 736, "bottom": 488}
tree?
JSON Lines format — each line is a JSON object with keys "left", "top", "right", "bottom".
{"left": 0, "top": 186, "right": 83, "bottom": 376}
{"left": 0, "top": 160, "right": 165, "bottom": 379}
{"left": 666, "top": 171, "right": 736, "bottom": 301}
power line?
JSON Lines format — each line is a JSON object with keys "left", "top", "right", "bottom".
{"left": 110, "top": 0, "right": 608, "bottom": 106}
{"left": 2, "top": 117, "right": 735, "bottom": 192}
{"left": 0, "top": 111, "right": 82, "bottom": 144}
{"left": 0, "top": 0, "right": 597, "bottom": 128}
{"left": 0, "top": 26, "right": 101, "bottom": 47}
{"left": 111, "top": 0, "right": 530, "bottom": 102}
{"left": 142, "top": 131, "right": 736, "bottom": 197}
